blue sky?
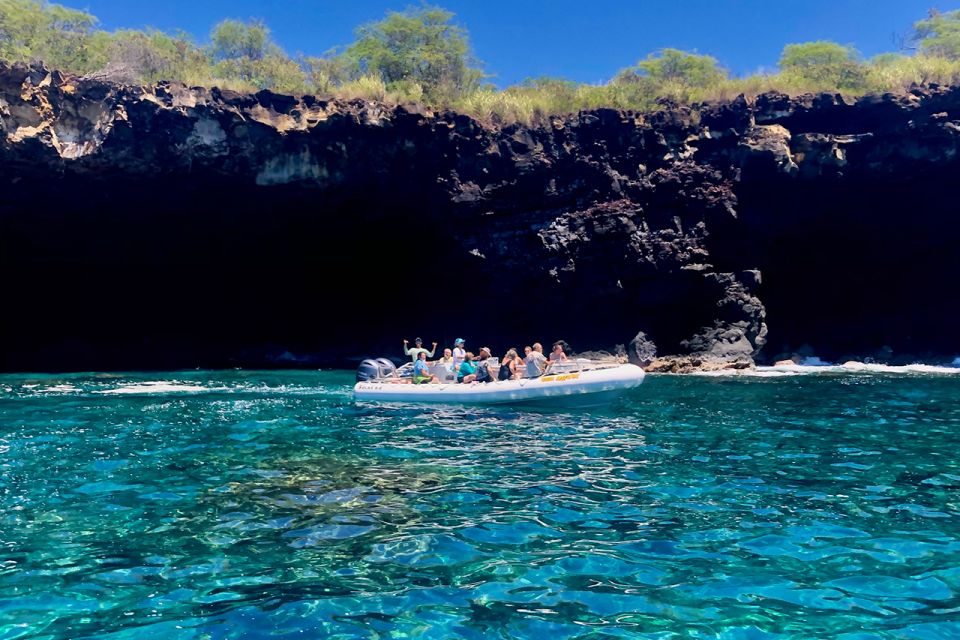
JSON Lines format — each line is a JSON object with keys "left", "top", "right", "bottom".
{"left": 78, "top": 0, "right": 949, "bottom": 86}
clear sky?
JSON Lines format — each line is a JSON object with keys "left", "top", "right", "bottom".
{"left": 77, "top": 0, "right": 950, "bottom": 86}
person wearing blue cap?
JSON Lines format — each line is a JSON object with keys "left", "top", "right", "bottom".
{"left": 403, "top": 337, "right": 436, "bottom": 363}
{"left": 452, "top": 338, "right": 466, "bottom": 371}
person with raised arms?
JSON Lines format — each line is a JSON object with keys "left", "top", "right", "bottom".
{"left": 403, "top": 337, "right": 436, "bottom": 362}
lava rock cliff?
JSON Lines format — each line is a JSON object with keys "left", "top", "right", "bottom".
{"left": 2, "top": 62, "right": 958, "bottom": 370}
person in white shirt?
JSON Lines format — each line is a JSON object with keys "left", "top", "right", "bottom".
{"left": 452, "top": 338, "right": 466, "bottom": 371}
{"left": 403, "top": 337, "right": 436, "bottom": 362}
{"left": 525, "top": 342, "right": 547, "bottom": 377}
{"left": 433, "top": 348, "right": 455, "bottom": 381}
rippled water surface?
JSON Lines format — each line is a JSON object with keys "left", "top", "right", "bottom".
{"left": 2, "top": 371, "right": 960, "bottom": 639}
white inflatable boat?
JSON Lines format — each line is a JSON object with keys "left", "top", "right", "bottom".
{"left": 354, "top": 359, "right": 645, "bottom": 407}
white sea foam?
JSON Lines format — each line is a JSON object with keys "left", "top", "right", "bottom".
{"left": 679, "top": 367, "right": 817, "bottom": 378}
{"left": 99, "top": 382, "right": 230, "bottom": 395}
{"left": 43, "top": 384, "right": 81, "bottom": 393}
{"left": 834, "top": 361, "right": 960, "bottom": 375}
{"left": 677, "top": 361, "right": 960, "bottom": 377}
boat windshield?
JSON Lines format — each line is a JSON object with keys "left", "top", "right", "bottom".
{"left": 544, "top": 358, "right": 621, "bottom": 374}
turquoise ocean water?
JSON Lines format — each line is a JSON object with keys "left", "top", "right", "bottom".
{"left": 1, "top": 370, "right": 959, "bottom": 639}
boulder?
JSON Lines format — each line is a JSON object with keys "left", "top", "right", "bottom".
{"left": 628, "top": 331, "right": 657, "bottom": 367}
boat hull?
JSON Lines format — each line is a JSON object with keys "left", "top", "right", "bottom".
{"left": 354, "top": 364, "right": 644, "bottom": 406}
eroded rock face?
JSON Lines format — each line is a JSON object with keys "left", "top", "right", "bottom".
{"left": 1, "top": 62, "right": 959, "bottom": 370}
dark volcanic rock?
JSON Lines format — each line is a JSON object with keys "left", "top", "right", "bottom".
{"left": 1, "top": 62, "right": 959, "bottom": 370}
{"left": 681, "top": 271, "right": 767, "bottom": 363}
{"left": 628, "top": 331, "right": 657, "bottom": 367}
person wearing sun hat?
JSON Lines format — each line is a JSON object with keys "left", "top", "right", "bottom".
{"left": 452, "top": 338, "right": 466, "bottom": 371}
{"left": 403, "top": 337, "right": 436, "bottom": 363}
{"left": 476, "top": 346, "right": 495, "bottom": 383}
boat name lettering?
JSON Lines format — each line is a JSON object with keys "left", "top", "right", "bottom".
{"left": 541, "top": 373, "right": 580, "bottom": 382}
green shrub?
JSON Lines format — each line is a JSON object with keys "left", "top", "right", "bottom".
{"left": 337, "top": 4, "right": 482, "bottom": 103}
{"left": 303, "top": 53, "right": 351, "bottom": 95}
{"left": 778, "top": 41, "right": 868, "bottom": 93}
{"left": 0, "top": 0, "right": 102, "bottom": 73}
{"left": 208, "top": 19, "right": 307, "bottom": 92}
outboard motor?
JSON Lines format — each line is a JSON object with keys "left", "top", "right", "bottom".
{"left": 375, "top": 358, "right": 397, "bottom": 378}
{"left": 356, "top": 357, "right": 399, "bottom": 382}
{"left": 356, "top": 359, "right": 382, "bottom": 382}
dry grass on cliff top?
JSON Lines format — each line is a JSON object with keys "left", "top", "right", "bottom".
{"left": 8, "top": 60, "right": 960, "bottom": 131}
{"left": 446, "top": 56, "right": 960, "bottom": 126}
{"left": 295, "top": 56, "right": 960, "bottom": 127}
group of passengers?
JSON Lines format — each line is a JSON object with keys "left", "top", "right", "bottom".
{"left": 403, "top": 337, "right": 568, "bottom": 385}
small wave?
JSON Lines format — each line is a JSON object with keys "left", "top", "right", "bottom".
{"left": 98, "top": 381, "right": 352, "bottom": 396}
{"left": 797, "top": 356, "right": 832, "bottom": 366}
{"left": 42, "top": 384, "right": 81, "bottom": 393}
{"left": 98, "top": 382, "right": 230, "bottom": 395}
{"left": 684, "top": 369, "right": 812, "bottom": 378}
{"left": 834, "top": 362, "right": 960, "bottom": 375}
{"left": 679, "top": 361, "right": 960, "bottom": 378}
{"left": 233, "top": 384, "right": 355, "bottom": 397}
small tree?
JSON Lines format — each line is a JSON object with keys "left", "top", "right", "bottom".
{"left": 632, "top": 48, "right": 726, "bottom": 87}
{"left": 208, "top": 18, "right": 305, "bottom": 92}
{"left": 340, "top": 4, "right": 483, "bottom": 101}
{"left": 0, "top": 0, "right": 103, "bottom": 73}
{"left": 914, "top": 9, "right": 960, "bottom": 59}
{"left": 105, "top": 30, "right": 177, "bottom": 83}
{"left": 612, "top": 48, "right": 725, "bottom": 106}
{"left": 210, "top": 18, "right": 270, "bottom": 62}
{"left": 303, "top": 53, "right": 352, "bottom": 94}
{"left": 253, "top": 54, "right": 308, "bottom": 94}
{"left": 778, "top": 41, "right": 867, "bottom": 92}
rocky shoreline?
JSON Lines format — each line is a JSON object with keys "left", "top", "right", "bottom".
{"left": 1, "top": 62, "right": 958, "bottom": 371}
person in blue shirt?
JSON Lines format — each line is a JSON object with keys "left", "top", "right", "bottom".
{"left": 413, "top": 351, "right": 439, "bottom": 384}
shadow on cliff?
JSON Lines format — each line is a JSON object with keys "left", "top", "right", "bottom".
{"left": 1, "top": 176, "right": 492, "bottom": 370}
{"left": 0, "top": 175, "right": 733, "bottom": 370}
{"left": 723, "top": 167, "right": 960, "bottom": 363}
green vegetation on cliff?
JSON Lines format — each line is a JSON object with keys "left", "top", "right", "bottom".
{"left": 3, "top": 1, "right": 960, "bottom": 123}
